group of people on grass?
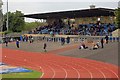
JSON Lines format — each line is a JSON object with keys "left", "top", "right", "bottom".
{"left": 79, "top": 35, "right": 109, "bottom": 50}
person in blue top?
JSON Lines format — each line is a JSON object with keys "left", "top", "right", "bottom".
{"left": 20, "top": 35, "right": 23, "bottom": 41}
{"left": 16, "top": 39, "right": 20, "bottom": 48}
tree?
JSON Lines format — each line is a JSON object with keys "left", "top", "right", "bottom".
{"left": 3, "top": 10, "right": 25, "bottom": 32}
{"left": 115, "top": 8, "right": 120, "bottom": 29}
{"left": 24, "top": 21, "right": 47, "bottom": 31}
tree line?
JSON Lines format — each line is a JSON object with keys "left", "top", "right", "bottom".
{"left": 115, "top": 8, "right": 120, "bottom": 29}
{"left": 2, "top": 10, "right": 47, "bottom": 33}
{"left": 3, "top": 10, "right": 25, "bottom": 32}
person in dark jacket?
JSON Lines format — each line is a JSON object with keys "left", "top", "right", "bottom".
{"left": 43, "top": 43, "right": 47, "bottom": 52}
{"left": 101, "top": 38, "right": 104, "bottom": 48}
{"left": 5, "top": 38, "right": 8, "bottom": 47}
{"left": 66, "top": 36, "right": 70, "bottom": 44}
{"left": 105, "top": 35, "right": 109, "bottom": 44}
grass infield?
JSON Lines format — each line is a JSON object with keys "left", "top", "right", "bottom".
{"left": 1, "top": 68, "right": 42, "bottom": 80}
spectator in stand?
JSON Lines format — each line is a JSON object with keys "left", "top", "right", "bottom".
{"left": 28, "top": 21, "right": 116, "bottom": 36}
{"left": 50, "top": 31, "right": 54, "bottom": 37}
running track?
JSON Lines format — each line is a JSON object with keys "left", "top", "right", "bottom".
{"left": 2, "top": 48, "right": 120, "bottom": 80}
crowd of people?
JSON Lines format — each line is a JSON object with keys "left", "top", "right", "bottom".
{"left": 28, "top": 19, "right": 64, "bottom": 35}
{"left": 78, "top": 23, "right": 116, "bottom": 36}
{"left": 28, "top": 20, "right": 116, "bottom": 36}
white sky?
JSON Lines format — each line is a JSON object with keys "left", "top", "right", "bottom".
{"left": 2, "top": 0, "right": 120, "bottom": 22}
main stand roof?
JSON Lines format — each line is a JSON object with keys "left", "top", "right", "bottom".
{"left": 23, "top": 8, "right": 115, "bottom": 19}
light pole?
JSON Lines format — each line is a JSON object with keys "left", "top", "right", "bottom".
{"left": 6, "top": 0, "right": 8, "bottom": 31}
{"left": 118, "top": 1, "right": 120, "bottom": 8}
{"left": 0, "top": 0, "right": 3, "bottom": 32}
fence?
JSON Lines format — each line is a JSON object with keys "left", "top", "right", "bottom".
{"left": 1, "top": 34, "right": 120, "bottom": 44}
{"left": 31, "top": 35, "right": 120, "bottom": 43}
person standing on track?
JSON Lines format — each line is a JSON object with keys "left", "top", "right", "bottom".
{"left": 43, "top": 43, "right": 47, "bottom": 52}
{"left": 16, "top": 39, "right": 20, "bottom": 48}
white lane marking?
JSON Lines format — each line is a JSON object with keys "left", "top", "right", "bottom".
{"left": 48, "top": 65, "right": 56, "bottom": 80}
{"left": 39, "top": 66, "right": 44, "bottom": 78}
{"left": 85, "top": 61, "right": 119, "bottom": 79}
{"left": 76, "top": 60, "right": 118, "bottom": 79}
{"left": 45, "top": 57, "right": 93, "bottom": 79}
{"left": 50, "top": 58, "right": 92, "bottom": 79}
{"left": 48, "top": 62, "right": 67, "bottom": 80}
{"left": 86, "top": 64, "right": 106, "bottom": 80}
{"left": 65, "top": 63, "right": 80, "bottom": 80}
{"left": 47, "top": 60, "right": 80, "bottom": 80}
{"left": 105, "top": 67, "right": 119, "bottom": 79}
{"left": 73, "top": 63, "right": 93, "bottom": 80}
{"left": 40, "top": 73, "right": 44, "bottom": 78}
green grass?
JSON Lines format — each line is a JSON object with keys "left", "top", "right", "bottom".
{"left": 1, "top": 69, "right": 43, "bottom": 80}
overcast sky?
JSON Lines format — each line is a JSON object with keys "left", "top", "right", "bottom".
{"left": 2, "top": 0, "right": 120, "bottom": 22}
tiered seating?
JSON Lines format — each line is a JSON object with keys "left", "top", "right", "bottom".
{"left": 28, "top": 23, "right": 116, "bottom": 36}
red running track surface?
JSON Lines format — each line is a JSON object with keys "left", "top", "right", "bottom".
{"left": 2, "top": 48, "right": 120, "bottom": 80}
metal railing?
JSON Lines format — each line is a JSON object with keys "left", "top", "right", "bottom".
{"left": 1, "top": 35, "right": 120, "bottom": 44}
